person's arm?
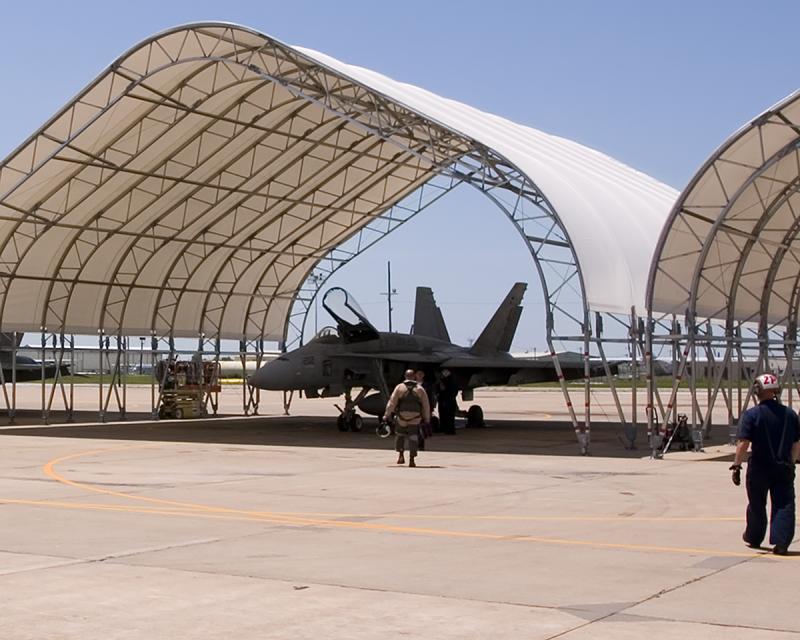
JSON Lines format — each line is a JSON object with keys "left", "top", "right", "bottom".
{"left": 729, "top": 438, "right": 750, "bottom": 486}
{"left": 733, "top": 439, "right": 751, "bottom": 467}
{"left": 418, "top": 388, "right": 431, "bottom": 423}
{"left": 792, "top": 441, "right": 800, "bottom": 464}
{"left": 383, "top": 385, "right": 401, "bottom": 422}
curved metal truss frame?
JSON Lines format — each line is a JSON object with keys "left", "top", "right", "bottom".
{"left": 0, "top": 24, "right": 653, "bottom": 448}
{"left": 644, "top": 94, "right": 800, "bottom": 456}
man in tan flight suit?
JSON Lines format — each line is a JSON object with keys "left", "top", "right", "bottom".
{"left": 383, "top": 369, "right": 431, "bottom": 467}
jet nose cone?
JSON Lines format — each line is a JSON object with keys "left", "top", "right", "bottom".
{"left": 248, "top": 358, "right": 290, "bottom": 390}
{"left": 247, "top": 365, "right": 271, "bottom": 389}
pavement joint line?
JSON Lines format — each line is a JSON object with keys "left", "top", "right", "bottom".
{"left": 604, "top": 610, "right": 800, "bottom": 636}
{"left": 96, "top": 554, "right": 584, "bottom": 616}
{"left": 542, "top": 555, "right": 756, "bottom": 640}
{"left": 30, "top": 447, "right": 795, "bottom": 560}
{"left": 0, "top": 536, "right": 225, "bottom": 579}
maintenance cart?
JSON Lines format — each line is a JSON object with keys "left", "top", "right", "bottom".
{"left": 155, "top": 357, "right": 221, "bottom": 419}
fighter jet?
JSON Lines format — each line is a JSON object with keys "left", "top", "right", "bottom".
{"left": 249, "top": 284, "right": 611, "bottom": 431}
{"left": 0, "top": 332, "right": 71, "bottom": 382}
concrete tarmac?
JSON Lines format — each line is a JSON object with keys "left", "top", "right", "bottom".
{"left": 1, "top": 388, "right": 797, "bottom": 639}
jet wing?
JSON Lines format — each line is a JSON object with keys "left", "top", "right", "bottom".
{"left": 440, "top": 355, "right": 613, "bottom": 385}
{"left": 440, "top": 356, "right": 564, "bottom": 371}
{"left": 442, "top": 355, "right": 608, "bottom": 371}
{"left": 336, "top": 352, "right": 447, "bottom": 364}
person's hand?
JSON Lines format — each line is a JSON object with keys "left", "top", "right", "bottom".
{"left": 729, "top": 463, "right": 742, "bottom": 486}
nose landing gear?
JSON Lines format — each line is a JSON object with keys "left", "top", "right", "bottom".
{"left": 335, "top": 387, "right": 369, "bottom": 432}
{"left": 336, "top": 410, "right": 363, "bottom": 432}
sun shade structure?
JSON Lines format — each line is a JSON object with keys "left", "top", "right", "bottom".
{"left": 643, "top": 90, "right": 800, "bottom": 449}
{"left": 0, "top": 22, "right": 676, "bottom": 344}
{"left": 649, "top": 90, "right": 800, "bottom": 330}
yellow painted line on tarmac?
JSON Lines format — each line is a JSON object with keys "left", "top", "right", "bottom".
{"left": 34, "top": 447, "right": 783, "bottom": 560}
{"left": 3, "top": 497, "right": 735, "bottom": 523}
{"left": 43, "top": 448, "right": 739, "bottom": 523}
{"left": 1, "top": 495, "right": 780, "bottom": 560}
{"left": 42, "top": 447, "right": 309, "bottom": 526}
{"left": 260, "top": 512, "right": 740, "bottom": 522}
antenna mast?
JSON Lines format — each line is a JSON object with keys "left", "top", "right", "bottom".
{"left": 381, "top": 261, "right": 397, "bottom": 332}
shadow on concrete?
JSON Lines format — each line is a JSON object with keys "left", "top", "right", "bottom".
{"left": 0, "top": 410, "right": 733, "bottom": 460}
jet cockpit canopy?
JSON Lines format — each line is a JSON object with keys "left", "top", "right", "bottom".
{"left": 312, "top": 325, "right": 340, "bottom": 344}
{"left": 322, "top": 288, "right": 380, "bottom": 343}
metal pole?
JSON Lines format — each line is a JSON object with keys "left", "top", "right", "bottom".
{"left": 69, "top": 335, "right": 74, "bottom": 422}
{"left": 645, "top": 311, "right": 654, "bottom": 445}
{"left": 726, "top": 329, "right": 734, "bottom": 426}
{"left": 40, "top": 329, "right": 46, "bottom": 423}
{"left": 787, "top": 330, "right": 795, "bottom": 410}
{"left": 387, "top": 261, "right": 392, "bottom": 332}
{"left": 240, "top": 338, "right": 248, "bottom": 415}
{"left": 671, "top": 315, "right": 679, "bottom": 427}
{"left": 736, "top": 329, "right": 744, "bottom": 418}
{"left": 98, "top": 331, "right": 105, "bottom": 423}
{"left": 11, "top": 331, "right": 16, "bottom": 424}
{"left": 121, "top": 335, "right": 127, "bottom": 421}
{"left": 150, "top": 334, "right": 158, "bottom": 418}
{"left": 381, "top": 261, "right": 397, "bottom": 333}
{"left": 630, "top": 308, "right": 638, "bottom": 433}
{"left": 582, "top": 316, "right": 591, "bottom": 455}
{"left": 690, "top": 323, "right": 697, "bottom": 431}
{"left": 546, "top": 306, "right": 581, "bottom": 448}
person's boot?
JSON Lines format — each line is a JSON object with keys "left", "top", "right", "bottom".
{"left": 397, "top": 453, "right": 405, "bottom": 465}
{"left": 773, "top": 544, "right": 788, "bottom": 556}
{"left": 409, "top": 453, "right": 416, "bottom": 468}
{"left": 742, "top": 534, "right": 761, "bottom": 549}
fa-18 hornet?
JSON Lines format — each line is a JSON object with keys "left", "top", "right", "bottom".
{"left": 248, "top": 284, "right": 611, "bottom": 431}
{"left": 0, "top": 332, "right": 71, "bottom": 382}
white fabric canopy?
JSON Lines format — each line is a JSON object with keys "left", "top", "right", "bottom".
{"left": 649, "top": 90, "right": 800, "bottom": 328}
{"left": 299, "top": 47, "right": 679, "bottom": 316}
{"left": 0, "top": 23, "right": 677, "bottom": 340}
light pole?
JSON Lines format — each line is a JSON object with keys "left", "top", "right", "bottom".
{"left": 381, "top": 261, "right": 397, "bottom": 332}
{"left": 139, "top": 337, "right": 145, "bottom": 374}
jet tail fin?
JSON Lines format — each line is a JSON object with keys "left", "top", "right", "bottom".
{"left": 412, "top": 287, "right": 450, "bottom": 342}
{"left": 470, "top": 283, "right": 527, "bottom": 355}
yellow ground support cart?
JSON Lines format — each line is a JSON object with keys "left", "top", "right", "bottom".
{"left": 156, "top": 358, "right": 221, "bottom": 419}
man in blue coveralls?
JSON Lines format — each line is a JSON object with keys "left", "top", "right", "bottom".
{"left": 731, "top": 373, "right": 800, "bottom": 555}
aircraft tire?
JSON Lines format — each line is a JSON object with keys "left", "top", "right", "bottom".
{"left": 336, "top": 415, "right": 349, "bottom": 431}
{"left": 350, "top": 414, "right": 363, "bottom": 432}
{"left": 466, "top": 404, "right": 484, "bottom": 428}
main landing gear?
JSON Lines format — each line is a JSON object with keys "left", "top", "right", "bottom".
{"left": 466, "top": 404, "right": 485, "bottom": 428}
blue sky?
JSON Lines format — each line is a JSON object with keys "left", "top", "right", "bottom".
{"left": 0, "top": 1, "right": 797, "bottom": 353}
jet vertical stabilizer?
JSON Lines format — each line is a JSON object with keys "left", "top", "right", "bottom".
{"left": 470, "top": 283, "right": 527, "bottom": 355}
{"left": 412, "top": 287, "right": 450, "bottom": 342}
